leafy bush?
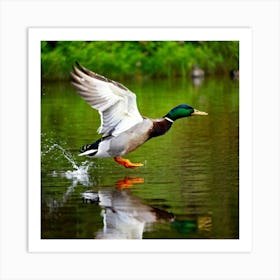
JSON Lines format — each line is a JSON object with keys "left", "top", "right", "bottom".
{"left": 41, "top": 41, "right": 239, "bottom": 81}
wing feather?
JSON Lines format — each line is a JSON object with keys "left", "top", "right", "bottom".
{"left": 70, "top": 63, "right": 143, "bottom": 137}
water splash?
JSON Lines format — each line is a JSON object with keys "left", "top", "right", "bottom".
{"left": 42, "top": 140, "right": 94, "bottom": 213}
{"left": 42, "top": 143, "right": 78, "bottom": 169}
{"left": 64, "top": 160, "right": 93, "bottom": 186}
{"left": 42, "top": 140, "right": 93, "bottom": 187}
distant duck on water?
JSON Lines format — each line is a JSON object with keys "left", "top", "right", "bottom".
{"left": 70, "top": 62, "right": 208, "bottom": 168}
{"left": 191, "top": 64, "right": 205, "bottom": 78}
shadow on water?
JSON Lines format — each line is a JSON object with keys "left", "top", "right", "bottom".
{"left": 81, "top": 179, "right": 175, "bottom": 239}
{"left": 41, "top": 138, "right": 212, "bottom": 239}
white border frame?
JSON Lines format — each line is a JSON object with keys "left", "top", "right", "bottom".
{"left": 28, "top": 27, "right": 252, "bottom": 253}
{"left": 1, "top": 1, "right": 279, "bottom": 279}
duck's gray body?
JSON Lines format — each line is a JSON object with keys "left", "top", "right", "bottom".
{"left": 79, "top": 117, "right": 173, "bottom": 158}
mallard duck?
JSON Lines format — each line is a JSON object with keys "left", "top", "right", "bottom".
{"left": 70, "top": 62, "right": 208, "bottom": 168}
{"left": 191, "top": 64, "right": 205, "bottom": 78}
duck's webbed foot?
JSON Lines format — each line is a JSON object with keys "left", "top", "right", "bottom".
{"left": 114, "top": 157, "right": 143, "bottom": 168}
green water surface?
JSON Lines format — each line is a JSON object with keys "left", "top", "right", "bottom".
{"left": 41, "top": 76, "right": 239, "bottom": 239}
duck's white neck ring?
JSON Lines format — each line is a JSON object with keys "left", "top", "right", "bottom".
{"left": 164, "top": 117, "right": 174, "bottom": 123}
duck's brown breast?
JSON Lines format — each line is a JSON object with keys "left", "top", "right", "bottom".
{"left": 148, "top": 118, "right": 173, "bottom": 139}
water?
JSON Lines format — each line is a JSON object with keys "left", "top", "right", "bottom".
{"left": 42, "top": 142, "right": 92, "bottom": 184}
{"left": 41, "top": 76, "right": 239, "bottom": 239}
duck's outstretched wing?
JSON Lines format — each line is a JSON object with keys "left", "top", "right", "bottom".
{"left": 70, "top": 63, "right": 143, "bottom": 137}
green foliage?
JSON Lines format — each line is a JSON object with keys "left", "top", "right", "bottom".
{"left": 41, "top": 41, "right": 239, "bottom": 81}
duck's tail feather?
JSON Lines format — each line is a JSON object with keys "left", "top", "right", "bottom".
{"left": 78, "top": 148, "right": 97, "bottom": 156}
{"left": 78, "top": 138, "right": 102, "bottom": 157}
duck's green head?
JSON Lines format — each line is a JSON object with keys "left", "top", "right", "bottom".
{"left": 164, "top": 104, "right": 208, "bottom": 122}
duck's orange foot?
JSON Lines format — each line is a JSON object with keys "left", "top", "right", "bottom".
{"left": 114, "top": 157, "right": 143, "bottom": 168}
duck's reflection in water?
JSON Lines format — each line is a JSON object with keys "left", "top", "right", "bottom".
{"left": 81, "top": 177, "right": 174, "bottom": 239}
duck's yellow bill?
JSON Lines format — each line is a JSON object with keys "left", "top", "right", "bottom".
{"left": 191, "top": 109, "right": 208, "bottom": 116}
